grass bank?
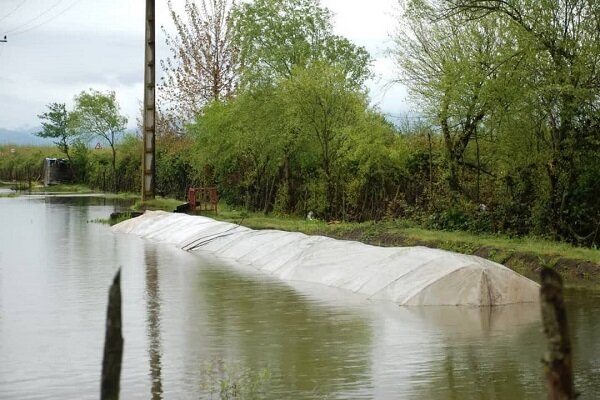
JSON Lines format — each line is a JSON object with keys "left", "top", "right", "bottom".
{"left": 195, "top": 205, "right": 600, "bottom": 288}
{"left": 2, "top": 182, "right": 144, "bottom": 198}
{"left": 131, "top": 197, "right": 184, "bottom": 212}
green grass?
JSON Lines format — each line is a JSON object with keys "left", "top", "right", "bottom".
{"left": 197, "top": 203, "right": 600, "bottom": 266}
{"left": 131, "top": 197, "right": 184, "bottom": 212}
{"left": 90, "top": 212, "right": 139, "bottom": 226}
{"left": 105, "top": 192, "right": 140, "bottom": 200}
{"left": 397, "top": 226, "right": 600, "bottom": 264}
{"left": 1, "top": 182, "right": 96, "bottom": 194}
{"left": 29, "top": 183, "right": 96, "bottom": 193}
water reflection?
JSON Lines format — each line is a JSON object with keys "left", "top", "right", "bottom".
{"left": 2, "top": 196, "right": 600, "bottom": 399}
{"left": 406, "top": 306, "right": 544, "bottom": 399}
{"left": 144, "top": 246, "right": 163, "bottom": 400}
{"left": 176, "top": 265, "right": 373, "bottom": 399}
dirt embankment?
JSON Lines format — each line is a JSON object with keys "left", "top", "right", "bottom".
{"left": 317, "top": 228, "right": 600, "bottom": 288}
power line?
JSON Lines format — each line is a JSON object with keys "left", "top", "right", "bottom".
{"left": 0, "top": 0, "right": 28, "bottom": 24}
{"left": 4, "top": 0, "right": 64, "bottom": 34}
{"left": 9, "top": 0, "right": 84, "bottom": 37}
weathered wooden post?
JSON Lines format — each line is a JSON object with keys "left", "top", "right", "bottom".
{"left": 101, "top": 269, "right": 124, "bottom": 400}
{"left": 540, "top": 267, "right": 575, "bottom": 400}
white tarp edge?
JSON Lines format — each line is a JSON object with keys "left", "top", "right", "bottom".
{"left": 112, "top": 211, "right": 540, "bottom": 306}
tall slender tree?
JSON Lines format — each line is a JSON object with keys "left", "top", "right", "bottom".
{"left": 160, "top": 0, "right": 238, "bottom": 122}
{"left": 72, "top": 90, "right": 127, "bottom": 192}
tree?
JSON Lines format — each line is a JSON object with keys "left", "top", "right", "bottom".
{"left": 393, "top": 1, "right": 518, "bottom": 195}
{"left": 280, "top": 64, "right": 366, "bottom": 217}
{"left": 36, "top": 103, "right": 78, "bottom": 164}
{"left": 230, "top": 0, "right": 371, "bottom": 88}
{"left": 439, "top": 0, "right": 600, "bottom": 239}
{"left": 72, "top": 90, "right": 127, "bottom": 192}
{"left": 191, "top": 86, "right": 288, "bottom": 211}
{"left": 160, "top": 0, "right": 238, "bottom": 121}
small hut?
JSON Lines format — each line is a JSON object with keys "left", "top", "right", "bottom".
{"left": 43, "top": 158, "right": 73, "bottom": 186}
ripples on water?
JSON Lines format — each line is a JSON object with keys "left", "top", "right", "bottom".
{"left": 0, "top": 196, "right": 599, "bottom": 399}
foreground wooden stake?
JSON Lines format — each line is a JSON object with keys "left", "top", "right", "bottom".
{"left": 540, "top": 268, "right": 575, "bottom": 400}
{"left": 101, "top": 269, "right": 124, "bottom": 400}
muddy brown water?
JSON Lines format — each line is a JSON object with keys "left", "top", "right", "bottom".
{"left": 1, "top": 196, "right": 599, "bottom": 399}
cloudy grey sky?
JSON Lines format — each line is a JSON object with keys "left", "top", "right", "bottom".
{"left": 0, "top": 0, "right": 409, "bottom": 131}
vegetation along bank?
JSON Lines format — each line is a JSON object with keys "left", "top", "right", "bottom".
{"left": 2, "top": 0, "right": 600, "bottom": 285}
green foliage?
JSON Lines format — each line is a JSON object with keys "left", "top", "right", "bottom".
{"left": 14, "top": 0, "right": 600, "bottom": 251}
{"left": 72, "top": 89, "right": 128, "bottom": 192}
{"left": 155, "top": 132, "right": 195, "bottom": 199}
{"left": 190, "top": 62, "right": 397, "bottom": 220}
{"left": 115, "top": 134, "right": 142, "bottom": 193}
{"left": 230, "top": 0, "right": 371, "bottom": 87}
{"left": 35, "top": 102, "right": 79, "bottom": 161}
{"left": 72, "top": 90, "right": 127, "bottom": 144}
{"left": 0, "top": 145, "right": 56, "bottom": 183}
{"left": 390, "top": 0, "right": 600, "bottom": 246}
{"left": 71, "top": 140, "right": 89, "bottom": 182}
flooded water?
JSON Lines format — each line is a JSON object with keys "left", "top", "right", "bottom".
{"left": 0, "top": 196, "right": 599, "bottom": 399}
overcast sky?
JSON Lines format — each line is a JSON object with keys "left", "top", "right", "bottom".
{"left": 0, "top": 0, "right": 409, "bottom": 131}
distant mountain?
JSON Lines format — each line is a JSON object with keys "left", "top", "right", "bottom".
{"left": 0, "top": 127, "right": 52, "bottom": 146}
{"left": 0, "top": 127, "right": 139, "bottom": 147}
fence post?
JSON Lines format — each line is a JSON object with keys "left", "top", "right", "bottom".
{"left": 540, "top": 268, "right": 575, "bottom": 400}
{"left": 101, "top": 269, "right": 124, "bottom": 400}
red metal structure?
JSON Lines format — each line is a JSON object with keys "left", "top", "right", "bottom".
{"left": 187, "top": 187, "right": 218, "bottom": 213}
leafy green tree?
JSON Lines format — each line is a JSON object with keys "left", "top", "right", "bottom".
{"left": 72, "top": 90, "right": 127, "bottom": 192}
{"left": 192, "top": 87, "right": 288, "bottom": 211}
{"left": 230, "top": 0, "right": 371, "bottom": 87}
{"left": 36, "top": 102, "right": 78, "bottom": 164}
{"left": 341, "top": 111, "right": 405, "bottom": 220}
{"left": 439, "top": 0, "right": 600, "bottom": 240}
{"left": 393, "top": 1, "right": 518, "bottom": 195}
{"left": 280, "top": 64, "right": 366, "bottom": 216}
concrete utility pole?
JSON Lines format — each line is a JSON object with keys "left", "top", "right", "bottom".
{"left": 142, "top": 0, "right": 156, "bottom": 201}
{"left": 0, "top": 35, "right": 7, "bottom": 43}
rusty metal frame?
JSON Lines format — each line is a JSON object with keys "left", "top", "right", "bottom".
{"left": 187, "top": 187, "right": 218, "bottom": 213}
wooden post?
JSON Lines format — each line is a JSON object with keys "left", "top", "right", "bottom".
{"left": 540, "top": 267, "right": 575, "bottom": 400}
{"left": 142, "top": 0, "right": 156, "bottom": 201}
{"left": 101, "top": 269, "right": 124, "bottom": 400}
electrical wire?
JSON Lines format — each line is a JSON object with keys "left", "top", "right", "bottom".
{"left": 9, "top": 0, "right": 84, "bottom": 37}
{"left": 4, "top": 0, "right": 64, "bottom": 34}
{"left": 0, "top": 0, "right": 28, "bottom": 24}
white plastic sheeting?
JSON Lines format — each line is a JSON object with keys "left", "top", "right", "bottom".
{"left": 113, "top": 211, "right": 540, "bottom": 306}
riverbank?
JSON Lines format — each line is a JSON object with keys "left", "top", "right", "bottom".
{"left": 0, "top": 182, "right": 144, "bottom": 198}
{"left": 190, "top": 207, "right": 600, "bottom": 288}
{"left": 7, "top": 187, "right": 597, "bottom": 288}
